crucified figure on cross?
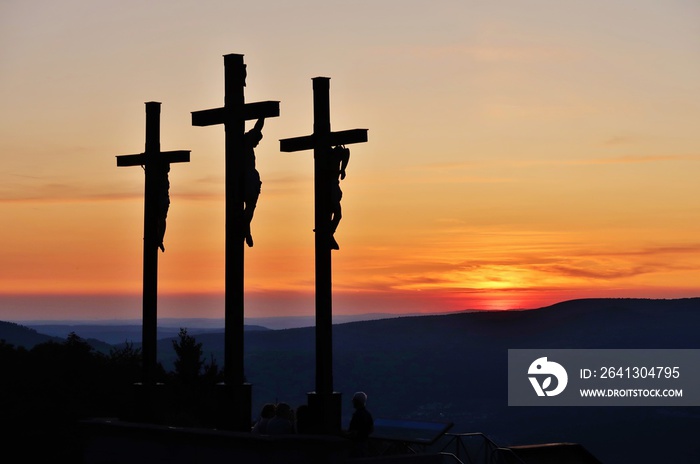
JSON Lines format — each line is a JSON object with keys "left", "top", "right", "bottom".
{"left": 157, "top": 163, "right": 170, "bottom": 252}
{"left": 329, "top": 144, "right": 350, "bottom": 250}
{"left": 243, "top": 118, "right": 265, "bottom": 247}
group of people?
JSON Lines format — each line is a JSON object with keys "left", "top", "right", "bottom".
{"left": 250, "top": 401, "right": 310, "bottom": 435}
{"left": 250, "top": 392, "right": 374, "bottom": 458}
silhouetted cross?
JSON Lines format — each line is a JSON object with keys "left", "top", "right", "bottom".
{"left": 192, "top": 54, "right": 279, "bottom": 430}
{"left": 116, "top": 101, "right": 190, "bottom": 387}
{"left": 280, "top": 77, "right": 368, "bottom": 433}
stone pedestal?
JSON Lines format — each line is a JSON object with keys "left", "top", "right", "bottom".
{"left": 130, "top": 383, "right": 168, "bottom": 423}
{"left": 214, "top": 382, "right": 253, "bottom": 431}
{"left": 307, "top": 391, "right": 342, "bottom": 435}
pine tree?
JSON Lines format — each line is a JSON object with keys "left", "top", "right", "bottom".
{"left": 172, "top": 328, "right": 203, "bottom": 385}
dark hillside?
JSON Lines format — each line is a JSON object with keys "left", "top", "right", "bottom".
{"left": 163, "top": 297, "right": 700, "bottom": 463}
{"left": 0, "top": 321, "right": 60, "bottom": 348}
{"left": 15, "top": 298, "right": 694, "bottom": 462}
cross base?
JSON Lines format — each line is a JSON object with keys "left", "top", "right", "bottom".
{"left": 128, "top": 383, "right": 168, "bottom": 423}
{"left": 213, "top": 382, "right": 253, "bottom": 431}
{"left": 307, "top": 391, "right": 342, "bottom": 435}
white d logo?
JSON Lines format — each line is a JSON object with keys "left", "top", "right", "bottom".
{"left": 528, "top": 357, "right": 568, "bottom": 397}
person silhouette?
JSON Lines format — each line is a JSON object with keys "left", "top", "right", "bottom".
{"left": 329, "top": 145, "right": 350, "bottom": 250}
{"left": 266, "top": 402, "right": 295, "bottom": 435}
{"left": 295, "top": 404, "right": 312, "bottom": 434}
{"left": 347, "top": 391, "right": 374, "bottom": 457}
{"left": 243, "top": 118, "right": 265, "bottom": 247}
{"left": 251, "top": 403, "right": 276, "bottom": 434}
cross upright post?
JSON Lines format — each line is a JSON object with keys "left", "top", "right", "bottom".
{"left": 192, "top": 54, "right": 279, "bottom": 431}
{"left": 280, "top": 77, "right": 368, "bottom": 434}
{"left": 116, "top": 102, "right": 190, "bottom": 419}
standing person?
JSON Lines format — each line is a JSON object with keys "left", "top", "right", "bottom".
{"left": 348, "top": 391, "right": 374, "bottom": 457}
{"left": 295, "top": 404, "right": 312, "bottom": 434}
{"left": 243, "top": 118, "right": 265, "bottom": 247}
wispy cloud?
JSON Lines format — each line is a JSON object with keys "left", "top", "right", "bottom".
{"left": 584, "top": 154, "right": 700, "bottom": 165}
{"left": 507, "top": 154, "right": 700, "bottom": 168}
{"left": 398, "top": 163, "right": 514, "bottom": 184}
{"left": 603, "top": 135, "right": 638, "bottom": 146}
{"left": 0, "top": 182, "right": 137, "bottom": 204}
{"left": 333, "top": 231, "right": 700, "bottom": 298}
{"left": 538, "top": 264, "right": 654, "bottom": 280}
{"left": 386, "top": 43, "right": 575, "bottom": 63}
{"left": 0, "top": 173, "right": 229, "bottom": 204}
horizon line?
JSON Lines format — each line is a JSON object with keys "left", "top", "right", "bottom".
{"left": 6, "top": 296, "right": 699, "bottom": 325}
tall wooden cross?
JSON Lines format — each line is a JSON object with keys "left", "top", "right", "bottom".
{"left": 192, "top": 54, "right": 279, "bottom": 430}
{"left": 116, "top": 101, "right": 190, "bottom": 389}
{"left": 280, "top": 77, "right": 368, "bottom": 433}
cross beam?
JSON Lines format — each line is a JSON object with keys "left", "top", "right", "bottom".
{"left": 192, "top": 101, "right": 280, "bottom": 127}
{"left": 116, "top": 101, "right": 190, "bottom": 388}
{"left": 279, "top": 128, "right": 367, "bottom": 152}
{"left": 280, "top": 77, "right": 368, "bottom": 433}
{"left": 191, "top": 54, "right": 279, "bottom": 430}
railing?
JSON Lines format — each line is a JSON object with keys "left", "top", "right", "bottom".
{"left": 367, "top": 427, "right": 529, "bottom": 464}
{"left": 492, "top": 447, "right": 528, "bottom": 464}
{"left": 439, "top": 452, "right": 465, "bottom": 463}
{"left": 436, "top": 433, "right": 526, "bottom": 464}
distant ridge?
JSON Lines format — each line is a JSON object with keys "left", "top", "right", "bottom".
{"left": 19, "top": 313, "right": 423, "bottom": 331}
{"left": 0, "top": 321, "right": 60, "bottom": 348}
{"left": 540, "top": 296, "right": 700, "bottom": 312}
{"left": 6, "top": 297, "right": 700, "bottom": 347}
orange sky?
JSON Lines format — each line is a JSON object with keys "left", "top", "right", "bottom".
{"left": 1, "top": 1, "right": 699, "bottom": 320}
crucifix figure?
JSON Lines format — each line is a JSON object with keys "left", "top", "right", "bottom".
{"left": 192, "top": 54, "right": 279, "bottom": 431}
{"left": 243, "top": 117, "right": 265, "bottom": 247}
{"left": 116, "top": 101, "right": 190, "bottom": 396}
{"left": 156, "top": 163, "right": 170, "bottom": 252}
{"left": 280, "top": 77, "right": 368, "bottom": 433}
{"left": 329, "top": 144, "right": 350, "bottom": 250}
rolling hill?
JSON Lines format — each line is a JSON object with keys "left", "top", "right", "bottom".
{"left": 0, "top": 320, "right": 61, "bottom": 348}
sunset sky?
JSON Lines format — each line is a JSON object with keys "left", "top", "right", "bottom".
{"left": 1, "top": 1, "right": 699, "bottom": 321}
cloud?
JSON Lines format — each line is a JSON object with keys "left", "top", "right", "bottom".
{"left": 398, "top": 163, "right": 515, "bottom": 185}
{"left": 0, "top": 174, "right": 222, "bottom": 204}
{"left": 508, "top": 154, "right": 700, "bottom": 168}
{"left": 603, "top": 135, "right": 638, "bottom": 146}
{"left": 584, "top": 154, "right": 700, "bottom": 165}
{"left": 258, "top": 173, "right": 313, "bottom": 196}
{"left": 0, "top": 185, "right": 139, "bottom": 204}
{"left": 539, "top": 264, "right": 654, "bottom": 280}
{"left": 192, "top": 175, "right": 224, "bottom": 186}
{"left": 403, "top": 44, "right": 573, "bottom": 63}
{"left": 335, "top": 237, "right": 700, "bottom": 298}
{"left": 578, "top": 244, "right": 700, "bottom": 259}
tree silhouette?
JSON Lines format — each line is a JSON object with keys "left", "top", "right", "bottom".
{"left": 172, "top": 328, "right": 204, "bottom": 385}
{"left": 202, "top": 352, "right": 224, "bottom": 384}
{"left": 107, "top": 340, "right": 146, "bottom": 393}
{"left": 1, "top": 328, "right": 231, "bottom": 456}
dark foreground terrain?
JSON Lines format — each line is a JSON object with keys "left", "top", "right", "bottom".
{"left": 2, "top": 297, "right": 699, "bottom": 462}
